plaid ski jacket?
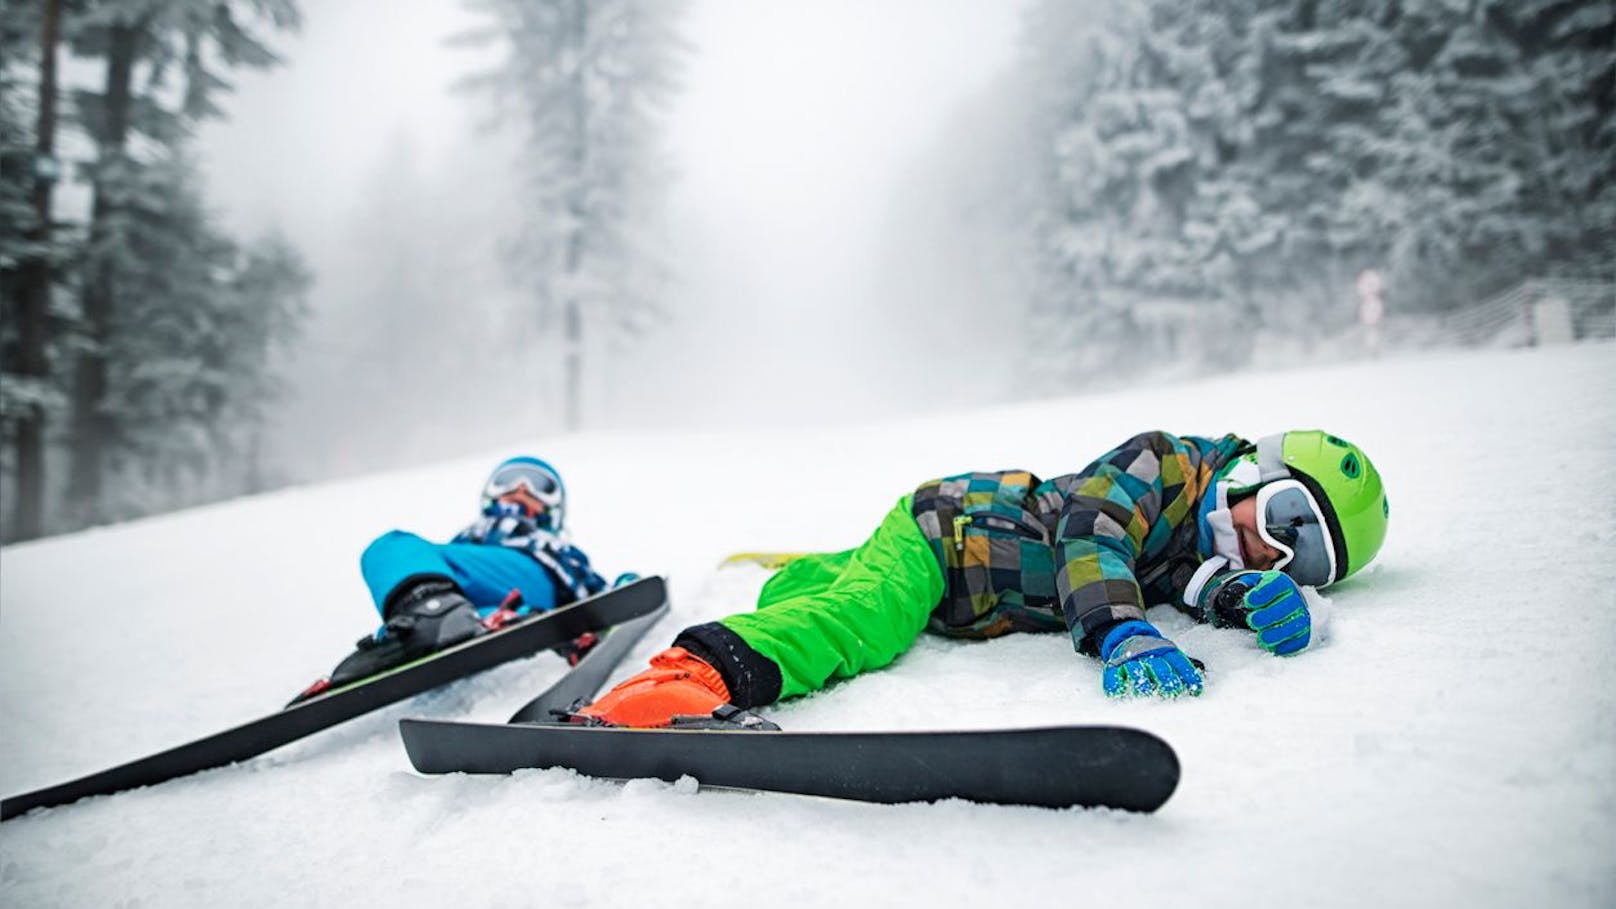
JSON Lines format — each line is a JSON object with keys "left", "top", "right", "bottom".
{"left": 911, "top": 430, "right": 1250, "bottom": 653}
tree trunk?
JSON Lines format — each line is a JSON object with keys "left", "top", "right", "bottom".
{"left": 8, "top": 0, "right": 62, "bottom": 540}
{"left": 67, "top": 22, "right": 140, "bottom": 525}
{"left": 562, "top": 290, "right": 581, "bottom": 431}
{"left": 559, "top": 0, "right": 590, "bottom": 433}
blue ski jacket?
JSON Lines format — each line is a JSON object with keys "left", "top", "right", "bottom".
{"left": 453, "top": 504, "right": 608, "bottom": 602}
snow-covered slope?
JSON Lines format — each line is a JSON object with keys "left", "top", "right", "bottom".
{"left": 3, "top": 343, "right": 1613, "bottom": 908}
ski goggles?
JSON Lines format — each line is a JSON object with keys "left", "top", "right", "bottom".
{"left": 1254, "top": 479, "right": 1337, "bottom": 587}
{"left": 483, "top": 462, "right": 563, "bottom": 509}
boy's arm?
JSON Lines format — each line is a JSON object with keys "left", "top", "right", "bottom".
{"left": 1051, "top": 431, "right": 1202, "bottom": 653}
{"left": 549, "top": 542, "right": 609, "bottom": 598}
{"left": 1051, "top": 432, "right": 1208, "bottom": 697}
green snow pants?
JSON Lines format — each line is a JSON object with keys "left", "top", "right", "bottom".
{"left": 716, "top": 496, "right": 945, "bottom": 700}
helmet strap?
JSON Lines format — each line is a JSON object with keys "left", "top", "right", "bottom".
{"left": 1254, "top": 433, "right": 1292, "bottom": 483}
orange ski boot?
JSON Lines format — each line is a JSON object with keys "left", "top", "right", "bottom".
{"left": 575, "top": 647, "right": 733, "bottom": 727}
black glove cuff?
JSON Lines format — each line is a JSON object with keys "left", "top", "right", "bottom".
{"left": 1207, "top": 577, "right": 1254, "bottom": 629}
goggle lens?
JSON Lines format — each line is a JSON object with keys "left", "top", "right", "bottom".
{"left": 1256, "top": 480, "right": 1336, "bottom": 587}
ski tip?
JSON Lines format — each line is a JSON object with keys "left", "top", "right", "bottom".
{"left": 1080, "top": 725, "right": 1180, "bottom": 813}
{"left": 718, "top": 552, "right": 811, "bottom": 570}
{"left": 1, "top": 796, "right": 30, "bottom": 823}
{"left": 619, "top": 574, "right": 668, "bottom": 599}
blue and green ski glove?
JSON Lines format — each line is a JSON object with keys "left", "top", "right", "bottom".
{"left": 1209, "top": 569, "right": 1311, "bottom": 655}
{"left": 1099, "top": 620, "right": 1204, "bottom": 698}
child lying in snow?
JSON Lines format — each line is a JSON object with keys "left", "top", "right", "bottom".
{"left": 573, "top": 430, "right": 1388, "bottom": 727}
{"left": 299, "top": 457, "right": 623, "bottom": 700}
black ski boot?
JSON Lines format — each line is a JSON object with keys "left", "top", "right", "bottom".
{"left": 326, "top": 580, "right": 487, "bottom": 688}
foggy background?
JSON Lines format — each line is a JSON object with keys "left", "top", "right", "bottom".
{"left": 197, "top": 0, "right": 1028, "bottom": 473}
{"left": 2, "top": 0, "right": 1612, "bottom": 541}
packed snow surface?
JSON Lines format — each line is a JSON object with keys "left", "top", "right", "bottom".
{"left": 2, "top": 343, "right": 1613, "bottom": 908}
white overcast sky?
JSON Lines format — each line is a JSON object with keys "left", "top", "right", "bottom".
{"left": 200, "top": 0, "right": 1029, "bottom": 429}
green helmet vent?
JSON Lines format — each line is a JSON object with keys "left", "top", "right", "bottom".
{"left": 1340, "top": 453, "right": 1361, "bottom": 478}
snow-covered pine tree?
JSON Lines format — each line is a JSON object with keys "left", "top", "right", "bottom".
{"left": 1365, "top": 0, "right": 1615, "bottom": 311}
{"left": 1025, "top": 0, "right": 1414, "bottom": 358}
{"left": 1014, "top": 0, "right": 1613, "bottom": 385}
{"left": 63, "top": 0, "right": 304, "bottom": 528}
{"left": 92, "top": 153, "right": 309, "bottom": 517}
{"left": 1224, "top": 0, "right": 1403, "bottom": 332}
{"left": 457, "top": 0, "right": 687, "bottom": 430}
{"left": 1021, "top": 0, "right": 1155, "bottom": 382}
{"left": 1021, "top": 0, "right": 1265, "bottom": 382}
{"left": 224, "top": 229, "right": 309, "bottom": 495}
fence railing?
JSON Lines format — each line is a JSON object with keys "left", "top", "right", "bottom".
{"left": 1441, "top": 280, "right": 1615, "bottom": 347}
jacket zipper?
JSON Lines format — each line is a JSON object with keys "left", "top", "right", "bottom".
{"left": 953, "top": 512, "right": 1045, "bottom": 551}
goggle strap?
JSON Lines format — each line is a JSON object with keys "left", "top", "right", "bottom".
{"left": 1287, "top": 470, "right": 1348, "bottom": 585}
{"left": 1252, "top": 484, "right": 1292, "bottom": 569}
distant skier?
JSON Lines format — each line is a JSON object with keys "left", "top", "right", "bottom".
{"left": 300, "top": 457, "right": 618, "bottom": 698}
{"left": 1357, "top": 268, "right": 1386, "bottom": 356}
{"left": 572, "top": 430, "right": 1388, "bottom": 727}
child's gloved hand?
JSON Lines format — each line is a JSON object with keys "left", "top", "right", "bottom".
{"left": 1225, "top": 570, "right": 1311, "bottom": 655}
{"left": 1100, "top": 620, "right": 1204, "bottom": 698}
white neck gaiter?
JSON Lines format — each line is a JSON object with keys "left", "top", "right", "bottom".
{"left": 1208, "top": 456, "right": 1263, "bottom": 568}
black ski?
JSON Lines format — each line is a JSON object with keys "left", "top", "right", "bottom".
{"left": 1, "top": 576, "right": 668, "bottom": 822}
{"left": 397, "top": 719, "right": 1179, "bottom": 812}
{"left": 506, "top": 600, "right": 669, "bottom": 724}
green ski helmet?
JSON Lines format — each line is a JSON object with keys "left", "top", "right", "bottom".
{"left": 1251, "top": 430, "right": 1388, "bottom": 586}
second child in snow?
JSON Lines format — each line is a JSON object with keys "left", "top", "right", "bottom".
{"left": 298, "top": 457, "right": 624, "bottom": 700}
{"left": 571, "top": 429, "right": 1389, "bottom": 727}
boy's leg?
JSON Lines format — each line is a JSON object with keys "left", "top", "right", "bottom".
{"left": 436, "top": 543, "right": 560, "bottom": 614}
{"left": 678, "top": 496, "right": 943, "bottom": 706}
{"left": 755, "top": 548, "right": 855, "bottom": 608}
{"left": 323, "top": 533, "right": 497, "bottom": 692}
{"left": 359, "top": 531, "right": 457, "bottom": 617}
{"left": 360, "top": 531, "right": 559, "bottom": 617}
